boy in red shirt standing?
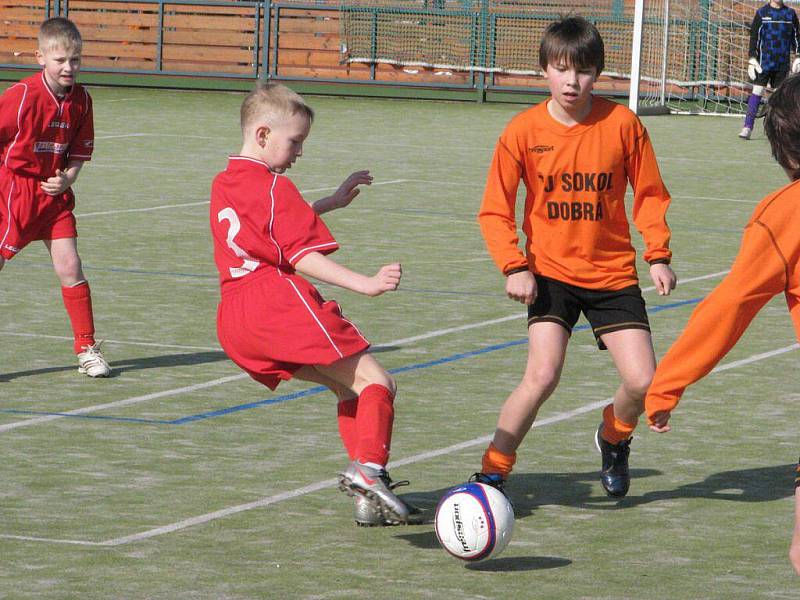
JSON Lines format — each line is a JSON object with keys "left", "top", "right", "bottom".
{"left": 0, "top": 17, "right": 110, "bottom": 377}
{"left": 210, "top": 82, "right": 418, "bottom": 526}
{"left": 474, "top": 16, "right": 676, "bottom": 497}
{"left": 645, "top": 74, "right": 800, "bottom": 573}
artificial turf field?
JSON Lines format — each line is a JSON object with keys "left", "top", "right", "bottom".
{"left": 0, "top": 85, "right": 798, "bottom": 599}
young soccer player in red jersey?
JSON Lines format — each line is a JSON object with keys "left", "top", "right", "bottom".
{"left": 644, "top": 74, "right": 800, "bottom": 573}
{"left": 0, "top": 17, "right": 110, "bottom": 377}
{"left": 473, "top": 16, "right": 676, "bottom": 498}
{"left": 210, "top": 82, "right": 419, "bottom": 526}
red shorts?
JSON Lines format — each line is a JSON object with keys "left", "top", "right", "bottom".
{"left": 0, "top": 166, "right": 77, "bottom": 260}
{"left": 217, "top": 268, "right": 371, "bottom": 390}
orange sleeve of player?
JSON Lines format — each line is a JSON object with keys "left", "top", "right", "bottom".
{"left": 645, "top": 222, "right": 787, "bottom": 423}
{"left": 625, "top": 119, "right": 672, "bottom": 265}
{"left": 478, "top": 133, "right": 529, "bottom": 275}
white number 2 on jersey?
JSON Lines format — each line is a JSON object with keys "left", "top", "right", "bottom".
{"left": 217, "top": 207, "right": 260, "bottom": 279}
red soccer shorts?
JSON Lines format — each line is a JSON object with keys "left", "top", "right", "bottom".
{"left": 217, "top": 269, "right": 371, "bottom": 390}
{"left": 0, "top": 166, "right": 77, "bottom": 260}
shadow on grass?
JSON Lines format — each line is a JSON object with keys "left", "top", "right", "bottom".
{"left": 466, "top": 556, "right": 572, "bottom": 572}
{"left": 394, "top": 463, "right": 793, "bottom": 529}
{"left": 620, "top": 463, "right": 796, "bottom": 507}
{"left": 392, "top": 530, "right": 572, "bottom": 572}
{"left": 394, "top": 469, "right": 662, "bottom": 525}
{"left": 0, "top": 350, "right": 229, "bottom": 380}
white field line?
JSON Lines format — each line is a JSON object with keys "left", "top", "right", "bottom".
{"left": 0, "top": 332, "right": 219, "bottom": 352}
{"left": 3, "top": 338, "right": 795, "bottom": 546}
{"left": 0, "top": 269, "right": 730, "bottom": 431}
{"left": 0, "top": 374, "right": 249, "bottom": 433}
{"left": 0, "top": 268, "right": 730, "bottom": 360}
{"left": 376, "top": 269, "right": 730, "bottom": 349}
{"left": 74, "top": 180, "right": 411, "bottom": 218}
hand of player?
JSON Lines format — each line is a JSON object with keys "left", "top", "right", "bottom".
{"left": 793, "top": 57, "right": 800, "bottom": 74}
{"left": 748, "top": 57, "right": 762, "bottom": 81}
{"left": 649, "top": 263, "right": 676, "bottom": 296}
{"left": 364, "top": 262, "right": 401, "bottom": 296}
{"left": 40, "top": 169, "right": 71, "bottom": 196}
{"left": 648, "top": 410, "right": 672, "bottom": 433}
{"left": 505, "top": 270, "right": 536, "bottom": 304}
{"left": 330, "top": 170, "right": 373, "bottom": 210}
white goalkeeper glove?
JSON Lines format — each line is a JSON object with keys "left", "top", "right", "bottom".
{"left": 793, "top": 57, "right": 800, "bottom": 73}
{"left": 748, "top": 57, "right": 762, "bottom": 80}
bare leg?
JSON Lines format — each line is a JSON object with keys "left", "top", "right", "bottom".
{"left": 492, "top": 322, "right": 570, "bottom": 455}
{"left": 601, "top": 328, "right": 657, "bottom": 424}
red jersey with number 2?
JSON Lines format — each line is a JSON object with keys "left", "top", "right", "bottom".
{"left": 210, "top": 156, "right": 370, "bottom": 389}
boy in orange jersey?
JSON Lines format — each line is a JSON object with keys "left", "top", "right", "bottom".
{"left": 473, "top": 16, "right": 676, "bottom": 498}
{"left": 645, "top": 74, "right": 800, "bottom": 573}
{"left": 0, "top": 18, "right": 110, "bottom": 377}
{"left": 210, "top": 82, "right": 419, "bottom": 526}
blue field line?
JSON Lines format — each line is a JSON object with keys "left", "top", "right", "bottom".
{"left": 0, "top": 296, "right": 703, "bottom": 426}
{"left": 0, "top": 409, "right": 172, "bottom": 424}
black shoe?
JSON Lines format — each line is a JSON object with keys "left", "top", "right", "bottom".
{"left": 469, "top": 472, "right": 507, "bottom": 495}
{"left": 595, "top": 424, "right": 631, "bottom": 497}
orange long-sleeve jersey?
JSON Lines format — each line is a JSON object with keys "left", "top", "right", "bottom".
{"left": 478, "top": 96, "right": 672, "bottom": 290}
{"left": 646, "top": 178, "right": 800, "bottom": 423}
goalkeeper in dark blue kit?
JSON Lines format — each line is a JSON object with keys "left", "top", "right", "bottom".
{"left": 739, "top": 0, "right": 800, "bottom": 140}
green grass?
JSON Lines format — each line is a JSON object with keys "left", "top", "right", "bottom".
{"left": 0, "top": 86, "right": 797, "bottom": 599}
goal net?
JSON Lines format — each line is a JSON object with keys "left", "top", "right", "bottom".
{"left": 635, "top": 0, "right": 759, "bottom": 115}
{"left": 339, "top": 0, "right": 760, "bottom": 115}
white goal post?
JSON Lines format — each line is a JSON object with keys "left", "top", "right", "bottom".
{"left": 629, "top": 0, "right": 759, "bottom": 116}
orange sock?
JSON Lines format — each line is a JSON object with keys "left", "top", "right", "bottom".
{"left": 601, "top": 404, "right": 637, "bottom": 445}
{"left": 481, "top": 442, "right": 516, "bottom": 479}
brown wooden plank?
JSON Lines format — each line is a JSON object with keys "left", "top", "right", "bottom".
{"left": 161, "top": 45, "right": 254, "bottom": 63}
{"left": 68, "top": 1, "right": 155, "bottom": 12}
{"left": 278, "top": 16, "right": 340, "bottom": 34}
{"left": 162, "top": 13, "right": 258, "bottom": 31}
{"left": 160, "top": 60, "right": 255, "bottom": 74}
{"left": 82, "top": 40, "right": 157, "bottom": 60}
{"left": 276, "top": 32, "right": 340, "bottom": 51}
{"left": 80, "top": 25, "right": 158, "bottom": 44}
{"left": 166, "top": 4, "right": 255, "bottom": 17}
{"left": 0, "top": 38, "right": 38, "bottom": 52}
{"left": 67, "top": 11, "right": 160, "bottom": 28}
{"left": 1, "top": 24, "right": 44, "bottom": 39}
{"left": 162, "top": 29, "right": 256, "bottom": 47}
{"left": 278, "top": 48, "right": 348, "bottom": 68}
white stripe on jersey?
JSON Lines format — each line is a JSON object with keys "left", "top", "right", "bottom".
{"left": 3, "top": 83, "right": 27, "bottom": 169}
{"left": 267, "top": 172, "right": 284, "bottom": 270}
{"left": 284, "top": 277, "right": 344, "bottom": 358}
{"left": 0, "top": 179, "right": 15, "bottom": 254}
{"left": 288, "top": 242, "right": 338, "bottom": 265}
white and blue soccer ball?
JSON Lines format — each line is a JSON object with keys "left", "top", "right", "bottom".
{"left": 434, "top": 482, "right": 515, "bottom": 561}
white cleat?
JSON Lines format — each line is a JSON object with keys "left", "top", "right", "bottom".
{"left": 738, "top": 126, "right": 752, "bottom": 140}
{"left": 77, "top": 342, "right": 111, "bottom": 378}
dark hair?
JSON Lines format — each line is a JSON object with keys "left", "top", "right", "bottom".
{"left": 539, "top": 16, "right": 604, "bottom": 75}
{"left": 763, "top": 74, "right": 800, "bottom": 179}
{"left": 38, "top": 17, "right": 82, "bottom": 50}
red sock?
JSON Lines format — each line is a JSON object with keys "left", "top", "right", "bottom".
{"left": 354, "top": 384, "right": 394, "bottom": 466}
{"left": 61, "top": 282, "right": 96, "bottom": 354}
{"left": 336, "top": 397, "right": 358, "bottom": 460}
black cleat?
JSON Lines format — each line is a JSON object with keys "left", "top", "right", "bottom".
{"left": 595, "top": 424, "right": 631, "bottom": 497}
{"left": 468, "top": 472, "right": 507, "bottom": 496}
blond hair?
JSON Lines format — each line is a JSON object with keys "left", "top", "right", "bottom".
{"left": 240, "top": 82, "right": 314, "bottom": 133}
{"left": 38, "top": 17, "right": 82, "bottom": 52}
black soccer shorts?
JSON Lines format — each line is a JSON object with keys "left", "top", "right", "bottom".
{"left": 752, "top": 68, "right": 789, "bottom": 89}
{"left": 527, "top": 275, "right": 650, "bottom": 350}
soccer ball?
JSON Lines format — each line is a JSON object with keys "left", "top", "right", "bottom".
{"left": 434, "top": 482, "right": 515, "bottom": 561}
